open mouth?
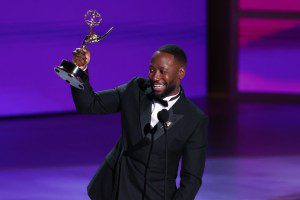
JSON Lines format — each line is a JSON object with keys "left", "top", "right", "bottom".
{"left": 152, "top": 83, "right": 166, "bottom": 93}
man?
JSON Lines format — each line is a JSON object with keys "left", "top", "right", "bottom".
{"left": 71, "top": 44, "right": 208, "bottom": 200}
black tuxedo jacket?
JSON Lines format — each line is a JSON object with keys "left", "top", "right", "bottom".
{"left": 71, "top": 77, "right": 208, "bottom": 200}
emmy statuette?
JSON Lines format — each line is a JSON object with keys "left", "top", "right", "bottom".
{"left": 54, "top": 10, "right": 113, "bottom": 89}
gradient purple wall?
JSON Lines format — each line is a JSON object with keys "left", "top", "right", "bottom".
{"left": 238, "top": 1, "right": 300, "bottom": 94}
{"left": 238, "top": 18, "right": 300, "bottom": 93}
{"left": 240, "top": 0, "right": 300, "bottom": 12}
{"left": 1, "top": 0, "right": 206, "bottom": 117}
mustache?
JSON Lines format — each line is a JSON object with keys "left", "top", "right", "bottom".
{"left": 150, "top": 80, "right": 166, "bottom": 85}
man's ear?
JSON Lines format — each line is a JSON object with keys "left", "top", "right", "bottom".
{"left": 178, "top": 67, "right": 186, "bottom": 80}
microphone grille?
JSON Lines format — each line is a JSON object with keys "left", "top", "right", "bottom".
{"left": 157, "top": 109, "right": 169, "bottom": 123}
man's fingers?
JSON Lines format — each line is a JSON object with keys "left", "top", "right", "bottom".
{"left": 72, "top": 51, "right": 87, "bottom": 59}
{"left": 75, "top": 55, "right": 88, "bottom": 62}
{"left": 77, "top": 48, "right": 88, "bottom": 55}
{"left": 74, "top": 59, "right": 86, "bottom": 66}
{"left": 73, "top": 57, "right": 87, "bottom": 66}
{"left": 72, "top": 47, "right": 90, "bottom": 67}
{"left": 72, "top": 53, "right": 85, "bottom": 60}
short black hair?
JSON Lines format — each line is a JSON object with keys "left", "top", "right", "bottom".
{"left": 157, "top": 44, "right": 187, "bottom": 68}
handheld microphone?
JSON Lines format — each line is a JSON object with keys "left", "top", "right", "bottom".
{"left": 157, "top": 109, "right": 169, "bottom": 200}
{"left": 142, "top": 110, "right": 170, "bottom": 200}
{"left": 142, "top": 124, "right": 157, "bottom": 200}
{"left": 157, "top": 109, "right": 169, "bottom": 124}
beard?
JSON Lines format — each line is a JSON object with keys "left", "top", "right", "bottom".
{"left": 151, "top": 82, "right": 177, "bottom": 99}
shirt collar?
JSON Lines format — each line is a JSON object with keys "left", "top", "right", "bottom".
{"left": 163, "top": 89, "right": 181, "bottom": 101}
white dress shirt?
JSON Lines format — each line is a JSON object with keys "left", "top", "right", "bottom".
{"left": 150, "top": 91, "right": 181, "bottom": 127}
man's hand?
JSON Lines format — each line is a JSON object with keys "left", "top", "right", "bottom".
{"left": 72, "top": 48, "right": 91, "bottom": 70}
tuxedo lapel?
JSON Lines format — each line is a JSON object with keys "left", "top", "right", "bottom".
{"left": 146, "top": 106, "right": 184, "bottom": 142}
{"left": 122, "top": 85, "right": 152, "bottom": 156}
{"left": 125, "top": 107, "right": 184, "bottom": 156}
{"left": 125, "top": 83, "right": 187, "bottom": 156}
{"left": 139, "top": 86, "right": 152, "bottom": 137}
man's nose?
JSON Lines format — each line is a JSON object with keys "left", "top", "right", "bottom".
{"left": 153, "top": 71, "right": 161, "bottom": 81}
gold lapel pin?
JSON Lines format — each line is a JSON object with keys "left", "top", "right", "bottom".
{"left": 166, "top": 121, "right": 172, "bottom": 127}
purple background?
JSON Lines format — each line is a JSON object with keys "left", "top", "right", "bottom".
{"left": 1, "top": 1, "right": 300, "bottom": 200}
{"left": 1, "top": 0, "right": 206, "bottom": 117}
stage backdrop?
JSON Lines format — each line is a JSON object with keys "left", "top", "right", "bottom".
{"left": 238, "top": 0, "right": 300, "bottom": 94}
{"left": 1, "top": 0, "right": 206, "bottom": 117}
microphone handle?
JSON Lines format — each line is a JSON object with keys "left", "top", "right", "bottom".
{"left": 163, "top": 123, "right": 168, "bottom": 200}
{"left": 142, "top": 132, "right": 155, "bottom": 200}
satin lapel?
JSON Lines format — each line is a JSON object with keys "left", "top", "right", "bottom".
{"left": 123, "top": 87, "right": 152, "bottom": 156}
{"left": 126, "top": 109, "right": 184, "bottom": 156}
{"left": 139, "top": 88, "right": 152, "bottom": 137}
{"left": 125, "top": 90, "right": 186, "bottom": 155}
{"left": 146, "top": 108, "right": 184, "bottom": 141}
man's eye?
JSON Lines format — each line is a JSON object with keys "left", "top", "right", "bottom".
{"left": 160, "top": 70, "right": 167, "bottom": 74}
{"left": 149, "top": 69, "right": 155, "bottom": 73}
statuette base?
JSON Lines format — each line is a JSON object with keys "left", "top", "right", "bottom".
{"left": 54, "top": 60, "right": 87, "bottom": 90}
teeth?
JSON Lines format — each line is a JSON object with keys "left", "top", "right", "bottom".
{"left": 154, "top": 84, "right": 164, "bottom": 88}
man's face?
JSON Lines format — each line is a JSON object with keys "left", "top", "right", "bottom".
{"left": 148, "top": 51, "right": 185, "bottom": 98}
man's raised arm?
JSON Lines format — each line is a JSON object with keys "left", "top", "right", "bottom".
{"left": 70, "top": 47, "right": 126, "bottom": 114}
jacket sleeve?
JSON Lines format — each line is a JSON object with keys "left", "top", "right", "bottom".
{"left": 70, "top": 72, "right": 128, "bottom": 114}
{"left": 172, "top": 116, "right": 209, "bottom": 200}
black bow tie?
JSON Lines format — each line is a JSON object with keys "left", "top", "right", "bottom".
{"left": 152, "top": 97, "right": 168, "bottom": 107}
{"left": 149, "top": 91, "right": 181, "bottom": 107}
